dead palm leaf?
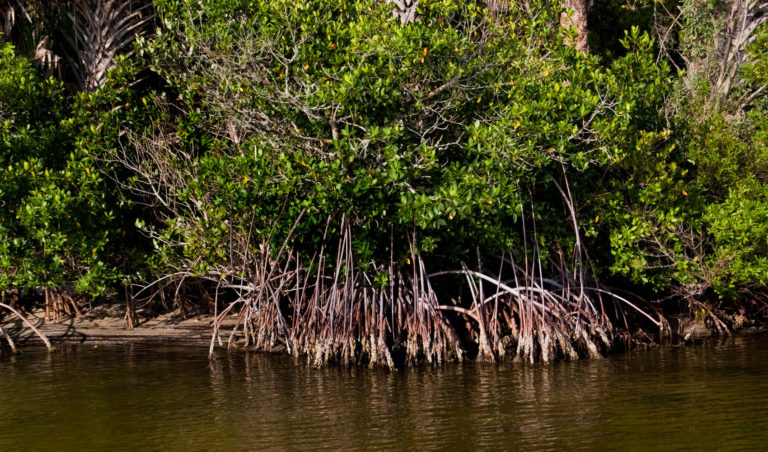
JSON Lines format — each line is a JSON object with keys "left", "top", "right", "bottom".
{"left": 1, "top": 0, "right": 31, "bottom": 36}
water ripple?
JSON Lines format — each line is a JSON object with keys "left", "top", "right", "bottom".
{"left": 1, "top": 336, "right": 768, "bottom": 450}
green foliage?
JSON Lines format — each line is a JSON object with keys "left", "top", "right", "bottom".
{"left": 601, "top": 7, "right": 768, "bottom": 298}
{"left": 0, "top": 42, "right": 120, "bottom": 296}
{"left": 3, "top": 0, "right": 767, "bottom": 316}
{"left": 122, "top": 0, "right": 671, "bottom": 285}
{"left": 587, "top": 0, "right": 659, "bottom": 61}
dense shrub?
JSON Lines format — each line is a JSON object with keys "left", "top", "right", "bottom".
{"left": 603, "top": 5, "right": 768, "bottom": 300}
{"left": 127, "top": 0, "right": 670, "bottom": 283}
{"left": 0, "top": 42, "right": 120, "bottom": 296}
{"left": 1, "top": 0, "right": 767, "bottom": 358}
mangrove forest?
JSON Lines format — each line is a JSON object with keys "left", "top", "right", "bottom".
{"left": 1, "top": 0, "right": 768, "bottom": 367}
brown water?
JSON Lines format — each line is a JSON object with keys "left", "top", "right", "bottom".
{"left": 1, "top": 335, "right": 768, "bottom": 451}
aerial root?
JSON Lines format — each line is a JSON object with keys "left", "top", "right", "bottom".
{"left": 0, "top": 302, "right": 53, "bottom": 350}
{"left": 203, "top": 219, "right": 652, "bottom": 367}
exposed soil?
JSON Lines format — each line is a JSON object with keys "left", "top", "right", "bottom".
{"left": 3, "top": 298, "right": 766, "bottom": 360}
{"left": 0, "top": 301, "right": 236, "bottom": 349}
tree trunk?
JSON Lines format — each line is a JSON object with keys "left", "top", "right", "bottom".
{"left": 562, "top": 0, "right": 589, "bottom": 52}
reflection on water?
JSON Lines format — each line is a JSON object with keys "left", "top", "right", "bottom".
{"left": 2, "top": 335, "right": 768, "bottom": 451}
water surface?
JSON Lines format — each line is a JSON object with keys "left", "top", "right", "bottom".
{"left": 2, "top": 335, "right": 768, "bottom": 450}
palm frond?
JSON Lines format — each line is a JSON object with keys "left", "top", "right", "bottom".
{"left": 64, "top": 0, "right": 154, "bottom": 91}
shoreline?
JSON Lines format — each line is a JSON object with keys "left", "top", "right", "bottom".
{"left": 3, "top": 300, "right": 767, "bottom": 359}
{"left": 0, "top": 302, "right": 232, "bottom": 349}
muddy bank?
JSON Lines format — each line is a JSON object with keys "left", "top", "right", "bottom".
{"left": 0, "top": 302, "right": 236, "bottom": 349}
{"left": 2, "top": 299, "right": 766, "bottom": 360}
